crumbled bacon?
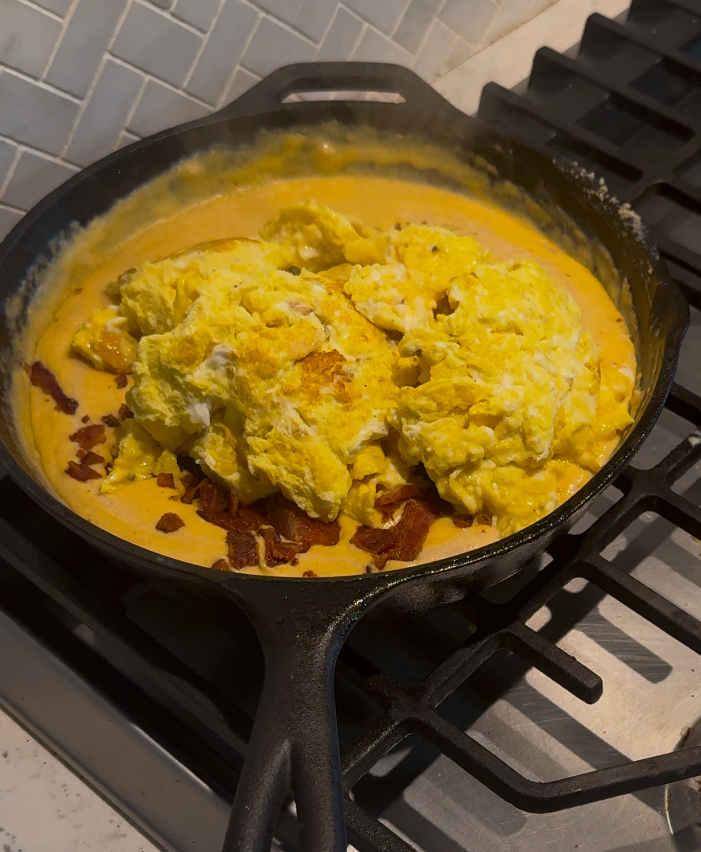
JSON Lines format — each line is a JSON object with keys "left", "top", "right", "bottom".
{"left": 261, "top": 527, "right": 303, "bottom": 567}
{"left": 453, "top": 515, "right": 473, "bottom": 528}
{"left": 198, "top": 480, "right": 229, "bottom": 514}
{"left": 238, "top": 502, "right": 268, "bottom": 530}
{"left": 29, "top": 361, "right": 78, "bottom": 415}
{"left": 82, "top": 451, "right": 105, "bottom": 466}
{"left": 227, "top": 529, "right": 259, "bottom": 570}
{"left": 118, "top": 403, "right": 134, "bottom": 420}
{"left": 211, "top": 558, "right": 230, "bottom": 571}
{"left": 229, "top": 486, "right": 240, "bottom": 516}
{"left": 374, "top": 484, "right": 424, "bottom": 507}
{"left": 180, "top": 472, "right": 203, "bottom": 504}
{"left": 115, "top": 373, "right": 128, "bottom": 389}
{"left": 351, "top": 499, "right": 437, "bottom": 569}
{"left": 265, "top": 496, "right": 340, "bottom": 550}
{"left": 81, "top": 415, "right": 91, "bottom": 424}
{"left": 303, "top": 570, "right": 317, "bottom": 578}
{"left": 475, "top": 512, "right": 493, "bottom": 526}
{"left": 156, "top": 512, "right": 185, "bottom": 532}
{"left": 66, "top": 460, "right": 102, "bottom": 481}
{"left": 197, "top": 510, "right": 251, "bottom": 532}
{"left": 101, "top": 414, "right": 120, "bottom": 428}
{"left": 76, "top": 448, "right": 86, "bottom": 460}
{"left": 157, "top": 472, "right": 175, "bottom": 489}
{"left": 69, "top": 423, "right": 106, "bottom": 451}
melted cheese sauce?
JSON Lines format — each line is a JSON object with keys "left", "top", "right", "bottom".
{"left": 19, "top": 174, "right": 635, "bottom": 577}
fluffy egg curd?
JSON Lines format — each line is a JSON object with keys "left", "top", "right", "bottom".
{"left": 22, "top": 172, "right": 636, "bottom": 577}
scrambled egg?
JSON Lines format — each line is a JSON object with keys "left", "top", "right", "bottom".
{"left": 70, "top": 201, "right": 634, "bottom": 535}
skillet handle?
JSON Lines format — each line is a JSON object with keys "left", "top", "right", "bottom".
{"left": 215, "top": 61, "right": 457, "bottom": 119}
{"left": 216, "top": 575, "right": 392, "bottom": 852}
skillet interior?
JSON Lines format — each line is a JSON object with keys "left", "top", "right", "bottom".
{"left": 0, "top": 100, "right": 685, "bottom": 596}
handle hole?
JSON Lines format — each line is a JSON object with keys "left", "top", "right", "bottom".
{"left": 281, "top": 89, "right": 405, "bottom": 104}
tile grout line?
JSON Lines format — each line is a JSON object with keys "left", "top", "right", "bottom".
{"left": 40, "top": 0, "right": 80, "bottom": 82}
{"left": 389, "top": 0, "right": 415, "bottom": 40}
{"left": 181, "top": 0, "right": 227, "bottom": 95}
{"left": 130, "top": 0, "right": 214, "bottom": 39}
{"left": 216, "top": 11, "right": 264, "bottom": 109}
{"left": 0, "top": 146, "right": 24, "bottom": 203}
{"left": 407, "top": 0, "right": 451, "bottom": 70}
{"left": 14, "top": 0, "right": 63, "bottom": 22}
{"left": 122, "top": 73, "right": 151, "bottom": 136}
{"left": 1, "top": 64, "right": 82, "bottom": 104}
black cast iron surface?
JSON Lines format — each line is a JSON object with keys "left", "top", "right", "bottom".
{"left": 4, "top": 1, "right": 701, "bottom": 849}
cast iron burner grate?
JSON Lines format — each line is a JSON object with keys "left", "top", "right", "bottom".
{"left": 6, "top": 2, "right": 701, "bottom": 850}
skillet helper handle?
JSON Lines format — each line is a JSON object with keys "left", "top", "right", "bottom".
{"left": 217, "top": 577, "right": 380, "bottom": 852}
{"left": 215, "top": 61, "right": 455, "bottom": 118}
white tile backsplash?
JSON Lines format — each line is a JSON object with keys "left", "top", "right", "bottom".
{"left": 0, "top": 0, "right": 568, "bottom": 239}
{"left": 0, "top": 0, "right": 63, "bottom": 79}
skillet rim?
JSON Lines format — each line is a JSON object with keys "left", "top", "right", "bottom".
{"left": 0, "top": 97, "right": 688, "bottom": 592}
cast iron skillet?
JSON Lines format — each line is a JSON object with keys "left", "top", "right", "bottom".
{"left": 0, "top": 63, "right": 688, "bottom": 851}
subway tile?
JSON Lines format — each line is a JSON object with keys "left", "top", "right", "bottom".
{"left": 116, "top": 130, "right": 142, "bottom": 150}
{"left": 342, "top": 0, "right": 407, "bottom": 36}
{"left": 482, "top": 0, "right": 538, "bottom": 46}
{"left": 2, "top": 150, "right": 77, "bottom": 209}
{"left": 439, "top": 0, "right": 498, "bottom": 46}
{"left": 128, "top": 78, "right": 210, "bottom": 137}
{"left": 65, "top": 59, "right": 145, "bottom": 167}
{"left": 394, "top": 0, "right": 443, "bottom": 55}
{"left": 31, "top": 0, "right": 73, "bottom": 15}
{"left": 240, "top": 15, "right": 315, "bottom": 77}
{"left": 0, "top": 72, "right": 80, "bottom": 156}
{"left": 186, "top": 0, "right": 259, "bottom": 105}
{"left": 413, "top": 20, "right": 456, "bottom": 81}
{"left": 253, "top": 0, "right": 302, "bottom": 27}
{"left": 294, "top": 0, "right": 337, "bottom": 42}
{"left": 0, "top": 205, "right": 24, "bottom": 239}
{"left": 111, "top": 2, "right": 203, "bottom": 88}
{"left": 221, "top": 66, "right": 260, "bottom": 106}
{"left": 352, "top": 27, "right": 412, "bottom": 66}
{"left": 445, "top": 37, "right": 475, "bottom": 74}
{"left": 45, "top": 0, "right": 128, "bottom": 98}
{"left": 0, "top": 139, "right": 18, "bottom": 188}
{"left": 144, "top": 0, "right": 173, "bottom": 8}
{"left": 172, "top": 0, "right": 221, "bottom": 32}
{"left": 0, "top": 0, "right": 63, "bottom": 78}
{"left": 317, "top": 7, "right": 364, "bottom": 61}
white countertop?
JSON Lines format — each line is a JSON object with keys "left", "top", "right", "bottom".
{"left": 0, "top": 0, "right": 631, "bottom": 848}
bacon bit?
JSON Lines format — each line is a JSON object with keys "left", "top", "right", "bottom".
{"left": 227, "top": 529, "right": 259, "bottom": 570}
{"left": 211, "top": 558, "right": 230, "bottom": 571}
{"left": 82, "top": 451, "right": 105, "bottom": 466}
{"left": 229, "top": 486, "right": 240, "bottom": 516}
{"left": 453, "top": 515, "right": 473, "bottom": 528}
{"left": 197, "top": 509, "right": 251, "bottom": 532}
{"left": 76, "top": 448, "right": 86, "bottom": 460}
{"left": 115, "top": 373, "right": 128, "bottom": 389}
{"left": 261, "top": 527, "right": 303, "bottom": 567}
{"left": 238, "top": 502, "right": 268, "bottom": 530}
{"left": 69, "top": 423, "right": 106, "bottom": 451}
{"left": 157, "top": 472, "right": 175, "bottom": 489}
{"left": 74, "top": 287, "right": 84, "bottom": 294}
{"left": 81, "top": 415, "right": 91, "bottom": 424}
{"left": 29, "top": 361, "right": 78, "bottom": 415}
{"left": 374, "top": 484, "right": 424, "bottom": 507}
{"left": 118, "top": 403, "right": 134, "bottom": 420}
{"left": 475, "top": 512, "right": 493, "bottom": 526}
{"left": 303, "top": 570, "right": 317, "bottom": 578}
{"left": 156, "top": 512, "right": 185, "bottom": 533}
{"left": 198, "top": 480, "right": 229, "bottom": 514}
{"left": 365, "top": 564, "right": 377, "bottom": 574}
{"left": 101, "top": 414, "right": 120, "bottom": 428}
{"left": 180, "top": 472, "right": 203, "bottom": 504}
{"left": 351, "top": 499, "right": 437, "bottom": 568}
{"left": 168, "top": 494, "right": 180, "bottom": 502}
{"left": 66, "top": 460, "right": 102, "bottom": 481}
{"left": 266, "top": 496, "right": 340, "bottom": 549}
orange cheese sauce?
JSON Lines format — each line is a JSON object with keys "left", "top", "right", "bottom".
{"left": 18, "top": 173, "right": 635, "bottom": 577}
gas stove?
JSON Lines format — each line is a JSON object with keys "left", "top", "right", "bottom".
{"left": 4, "top": 2, "right": 701, "bottom": 850}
